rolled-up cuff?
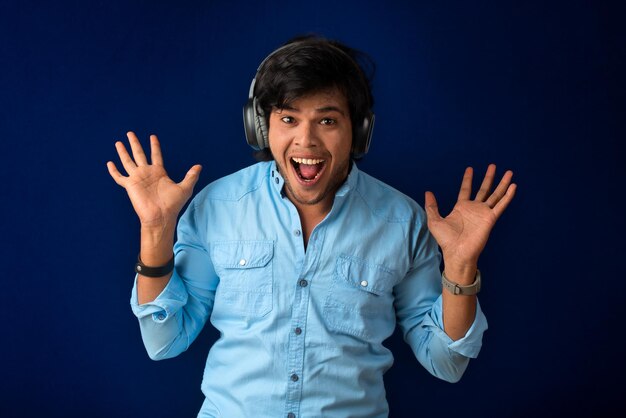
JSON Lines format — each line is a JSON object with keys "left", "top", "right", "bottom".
{"left": 421, "top": 295, "right": 488, "bottom": 358}
{"left": 129, "top": 270, "right": 189, "bottom": 323}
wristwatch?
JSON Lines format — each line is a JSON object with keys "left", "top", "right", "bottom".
{"left": 442, "top": 270, "right": 481, "bottom": 295}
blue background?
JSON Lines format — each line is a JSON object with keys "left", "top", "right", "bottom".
{"left": 1, "top": 0, "right": 624, "bottom": 417}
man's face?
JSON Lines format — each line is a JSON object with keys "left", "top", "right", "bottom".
{"left": 268, "top": 88, "right": 352, "bottom": 211}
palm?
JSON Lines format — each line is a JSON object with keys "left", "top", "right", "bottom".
{"left": 107, "top": 132, "right": 202, "bottom": 227}
{"left": 425, "top": 165, "right": 516, "bottom": 266}
{"left": 124, "top": 165, "right": 193, "bottom": 225}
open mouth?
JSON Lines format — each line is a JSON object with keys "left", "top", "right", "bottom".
{"left": 291, "top": 157, "right": 326, "bottom": 183}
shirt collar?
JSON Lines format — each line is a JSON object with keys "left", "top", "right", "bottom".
{"left": 335, "top": 161, "right": 359, "bottom": 197}
{"left": 269, "top": 161, "right": 285, "bottom": 195}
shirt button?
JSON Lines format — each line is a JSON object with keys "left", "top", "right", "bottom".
{"left": 294, "top": 327, "right": 302, "bottom": 335}
{"left": 293, "top": 229, "right": 301, "bottom": 236}
{"left": 291, "top": 373, "right": 299, "bottom": 382}
{"left": 275, "top": 177, "right": 279, "bottom": 184}
{"left": 360, "top": 280, "right": 368, "bottom": 287}
{"left": 287, "top": 414, "right": 296, "bottom": 418}
{"left": 299, "top": 279, "right": 308, "bottom": 287}
{"left": 239, "top": 259, "right": 247, "bottom": 266}
{"left": 156, "top": 314, "right": 165, "bottom": 321}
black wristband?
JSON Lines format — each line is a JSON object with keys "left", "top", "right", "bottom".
{"left": 135, "top": 254, "right": 175, "bottom": 277}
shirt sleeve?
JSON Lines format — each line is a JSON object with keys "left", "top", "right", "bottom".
{"left": 129, "top": 199, "right": 218, "bottom": 361}
{"left": 394, "top": 216, "right": 488, "bottom": 383}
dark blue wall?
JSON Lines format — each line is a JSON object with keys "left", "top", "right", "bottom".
{"left": 1, "top": 1, "right": 624, "bottom": 417}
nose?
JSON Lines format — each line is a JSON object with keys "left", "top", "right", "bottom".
{"left": 294, "top": 121, "right": 318, "bottom": 148}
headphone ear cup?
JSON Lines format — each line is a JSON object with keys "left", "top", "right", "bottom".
{"left": 243, "top": 98, "right": 261, "bottom": 150}
{"left": 243, "top": 97, "right": 270, "bottom": 150}
{"left": 352, "top": 112, "right": 375, "bottom": 158}
{"left": 254, "top": 97, "right": 269, "bottom": 149}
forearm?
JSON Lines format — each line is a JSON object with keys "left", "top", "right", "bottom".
{"left": 130, "top": 208, "right": 217, "bottom": 361}
{"left": 441, "top": 263, "right": 478, "bottom": 341}
{"left": 395, "top": 248, "right": 487, "bottom": 382}
{"left": 137, "top": 220, "right": 177, "bottom": 304}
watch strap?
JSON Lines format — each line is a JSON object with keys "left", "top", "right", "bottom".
{"left": 442, "top": 269, "right": 481, "bottom": 295}
{"left": 135, "top": 254, "right": 175, "bottom": 278}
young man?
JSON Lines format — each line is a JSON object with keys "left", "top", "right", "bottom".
{"left": 108, "top": 36, "right": 516, "bottom": 417}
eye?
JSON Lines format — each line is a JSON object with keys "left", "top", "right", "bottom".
{"left": 320, "top": 118, "right": 336, "bottom": 125}
{"left": 281, "top": 116, "right": 295, "bottom": 124}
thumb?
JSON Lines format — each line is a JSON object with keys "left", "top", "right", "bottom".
{"left": 179, "top": 164, "right": 202, "bottom": 191}
{"left": 424, "top": 191, "right": 442, "bottom": 221}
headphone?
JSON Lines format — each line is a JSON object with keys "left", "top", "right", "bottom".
{"left": 243, "top": 42, "right": 375, "bottom": 158}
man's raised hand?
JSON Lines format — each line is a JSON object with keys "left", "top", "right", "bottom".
{"left": 107, "top": 132, "right": 202, "bottom": 228}
{"left": 424, "top": 164, "right": 516, "bottom": 270}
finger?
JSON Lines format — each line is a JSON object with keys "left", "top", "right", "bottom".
{"left": 106, "top": 161, "right": 127, "bottom": 187}
{"left": 115, "top": 140, "right": 137, "bottom": 174}
{"left": 150, "top": 134, "right": 164, "bottom": 166}
{"left": 475, "top": 164, "right": 496, "bottom": 202}
{"left": 127, "top": 131, "right": 149, "bottom": 166}
{"left": 179, "top": 164, "right": 203, "bottom": 192}
{"left": 457, "top": 167, "right": 473, "bottom": 201}
{"left": 424, "top": 191, "right": 443, "bottom": 222}
{"left": 486, "top": 170, "right": 514, "bottom": 208}
{"left": 492, "top": 183, "right": 517, "bottom": 219}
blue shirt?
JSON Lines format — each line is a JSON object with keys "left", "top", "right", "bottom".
{"left": 131, "top": 161, "right": 488, "bottom": 418}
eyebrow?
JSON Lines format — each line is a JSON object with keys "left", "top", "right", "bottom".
{"left": 279, "top": 104, "right": 346, "bottom": 116}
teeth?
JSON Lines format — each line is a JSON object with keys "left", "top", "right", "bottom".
{"left": 292, "top": 157, "right": 324, "bottom": 165}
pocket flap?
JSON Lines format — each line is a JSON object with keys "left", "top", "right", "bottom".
{"left": 212, "top": 241, "right": 274, "bottom": 269}
{"left": 336, "top": 255, "right": 396, "bottom": 296}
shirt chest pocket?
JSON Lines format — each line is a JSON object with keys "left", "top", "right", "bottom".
{"left": 212, "top": 240, "right": 274, "bottom": 318}
{"left": 323, "top": 255, "right": 398, "bottom": 341}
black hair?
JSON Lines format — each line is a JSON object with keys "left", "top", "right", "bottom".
{"left": 253, "top": 35, "right": 375, "bottom": 161}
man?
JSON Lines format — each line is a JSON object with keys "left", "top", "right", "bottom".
{"left": 108, "top": 36, "right": 516, "bottom": 417}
